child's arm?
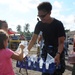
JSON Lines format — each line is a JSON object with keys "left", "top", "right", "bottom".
{"left": 11, "top": 45, "right": 25, "bottom": 61}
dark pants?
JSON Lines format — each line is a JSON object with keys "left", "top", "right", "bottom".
{"left": 41, "top": 45, "right": 65, "bottom": 75}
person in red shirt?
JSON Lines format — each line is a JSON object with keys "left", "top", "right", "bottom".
{"left": 19, "top": 34, "right": 25, "bottom": 40}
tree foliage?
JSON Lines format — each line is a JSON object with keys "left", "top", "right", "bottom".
{"left": 65, "top": 29, "right": 70, "bottom": 33}
{"left": 24, "top": 23, "right": 30, "bottom": 32}
{"left": 16, "top": 25, "right": 21, "bottom": 33}
{"left": 16, "top": 23, "right": 33, "bottom": 39}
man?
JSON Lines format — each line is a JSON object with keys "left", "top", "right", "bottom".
{"left": 25, "top": 2, "right": 66, "bottom": 75}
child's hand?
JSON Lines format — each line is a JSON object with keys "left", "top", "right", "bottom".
{"left": 20, "top": 45, "right": 25, "bottom": 50}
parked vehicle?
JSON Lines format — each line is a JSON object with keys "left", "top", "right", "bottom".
{"left": 26, "top": 36, "right": 31, "bottom": 42}
{"left": 67, "top": 38, "right": 73, "bottom": 44}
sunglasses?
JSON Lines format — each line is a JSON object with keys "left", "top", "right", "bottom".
{"left": 38, "top": 13, "right": 48, "bottom": 18}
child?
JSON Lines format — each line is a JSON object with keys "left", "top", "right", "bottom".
{"left": 0, "top": 29, "right": 24, "bottom": 75}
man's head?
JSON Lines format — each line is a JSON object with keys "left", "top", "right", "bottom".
{"left": 37, "top": 2, "right": 52, "bottom": 13}
{"left": 37, "top": 2, "right": 52, "bottom": 23}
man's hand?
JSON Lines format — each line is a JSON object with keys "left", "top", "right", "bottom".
{"left": 54, "top": 54, "right": 60, "bottom": 65}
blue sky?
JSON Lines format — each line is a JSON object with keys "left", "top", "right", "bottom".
{"left": 0, "top": 0, "right": 75, "bottom": 32}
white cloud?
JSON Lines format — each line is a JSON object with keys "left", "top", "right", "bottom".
{"left": 0, "top": 0, "right": 40, "bottom": 32}
{"left": 53, "top": 1, "right": 62, "bottom": 9}
{"left": 8, "top": 17, "right": 37, "bottom": 32}
{"left": 51, "top": 1, "right": 63, "bottom": 17}
{"left": 0, "top": 0, "right": 40, "bottom": 13}
{"left": 8, "top": 19, "right": 25, "bottom": 31}
{"left": 59, "top": 15, "right": 75, "bottom": 30}
{"left": 51, "top": 9, "right": 60, "bottom": 17}
{"left": 64, "top": 15, "right": 74, "bottom": 24}
{"left": 0, "top": 0, "right": 75, "bottom": 32}
{"left": 0, "top": 0, "right": 11, "bottom": 4}
{"left": 51, "top": 1, "right": 75, "bottom": 31}
{"left": 73, "top": 2, "right": 75, "bottom": 5}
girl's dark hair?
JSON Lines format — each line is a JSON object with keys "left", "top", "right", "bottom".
{"left": 0, "top": 20, "right": 7, "bottom": 29}
{"left": 0, "top": 30, "right": 9, "bottom": 49}
{"left": 37, "top": 2, "right": 52, "bottom": 12}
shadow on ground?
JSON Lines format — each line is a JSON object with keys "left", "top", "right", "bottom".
{"left": 65, "top": 56, "right": 73, "bottom": 71}
{"left": 66, "top": 65, "right": 72, "bottom": 71}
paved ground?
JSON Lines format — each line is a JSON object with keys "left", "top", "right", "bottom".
{"left": 12, "top": 45, "right": 74, "bottom": 75}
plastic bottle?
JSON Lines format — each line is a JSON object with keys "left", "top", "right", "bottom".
{"left": 28, "top": 56, "right": 31, "bottom": 66}
{"left": 45, "top": 53, "right": 55, "bottom": 69}
{"left": 39, "top": 58, "right": 44, "bottom": 69}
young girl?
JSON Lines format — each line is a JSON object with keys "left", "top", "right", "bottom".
{"left": 0, "top": 30, "right": 24, "bottom": 75}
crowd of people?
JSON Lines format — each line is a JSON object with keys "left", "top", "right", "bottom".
{"left": 0, "top": 1, "right": 75, "bottom": 75}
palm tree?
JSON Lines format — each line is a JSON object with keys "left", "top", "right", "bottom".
{"left": 16, "top": 25, "right": 21, "bottom": 33}
{"left": 24, "top": 23, "right": 30, "bottom": 32}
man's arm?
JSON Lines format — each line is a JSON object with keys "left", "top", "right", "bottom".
{"left": 58, "top": 36, "right": 65, "bottom": 54}
{"left": 55, "top": 36, "right": 65, "bottom": 65}
{"left": 28, "top": 34, "right": 38, "bottom": 51}
{"left": 38, "top": 35, "right": 42, "bottom": 43}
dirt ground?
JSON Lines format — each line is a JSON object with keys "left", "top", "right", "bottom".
{"left": 12, "top": 47, "right": 73, "bottom": 75}
{"left": 12, "top": 60, "right": 73, "bottom": 75}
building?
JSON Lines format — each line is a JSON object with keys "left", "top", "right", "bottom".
{"left": 67, "top": 31, "right": 75, "bottom": 38}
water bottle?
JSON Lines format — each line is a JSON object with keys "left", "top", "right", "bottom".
{"left": 45, "top": 62, "right": 49, "bottom": 69}
{"left": 39, "top": 58, "right": 44, "bottom": 69}
{"left": 45, "top": 53, "right": 55, "bottom": 69}
{"left": 33, "top": 56, "right": 37, "bottom": 69}
{"left": 28, "top": 56, "right": 31, "bottom": 67}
